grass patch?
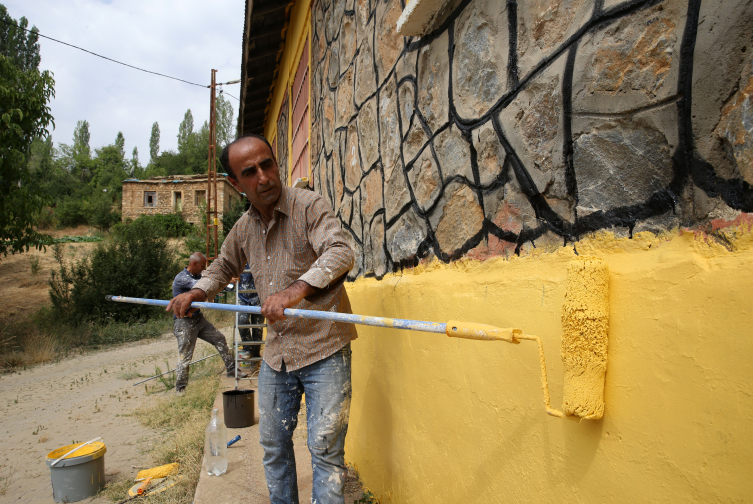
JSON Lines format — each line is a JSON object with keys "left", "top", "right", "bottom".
{"left": 202, "top": 307, "right": 235, "bottom": 329}
{"left": 101, "top": 354, "right": 221, "bottom": 504}
{"left": 0, "top": 309, "right": 173, "bottom": 372}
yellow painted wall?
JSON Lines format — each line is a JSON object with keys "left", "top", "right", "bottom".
{"left": 263, "top": 0, "right": 311, "bottom": 183}
{"left": 344, "top": 227, "right": 753, "bottom": 502}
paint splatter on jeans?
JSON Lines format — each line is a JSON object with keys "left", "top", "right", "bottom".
{"left": 258, "top": 345, "right": 352, "bottom": 504}
{"left": 173, "top": 314, "right": 235, "bottom": 392}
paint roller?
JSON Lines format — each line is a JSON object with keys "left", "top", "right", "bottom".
{"left": 106, "top": 256, "right": 608, "bottom": 419}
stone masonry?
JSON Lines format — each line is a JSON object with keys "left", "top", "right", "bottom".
{"left": 121, "top": 174, "right": 243, "bottom": 228}
{"left": 307, "top": 0, "right": 753, "bottom": 279}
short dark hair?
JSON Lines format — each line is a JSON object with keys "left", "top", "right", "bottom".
{"left": 219, "top": 134, "right": 275, "bottom": 179}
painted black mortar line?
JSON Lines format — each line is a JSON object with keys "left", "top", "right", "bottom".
{"left": 562, "top": 43, "right": 579, "bottom": 241}
{"left": 450, "top": 0, "right": 663, "bottom": 130}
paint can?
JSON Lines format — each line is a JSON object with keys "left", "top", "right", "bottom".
{"left": 45, "top": 442, "right": 106, "bottom": 502}
{"left": 222, "top": 389, "right": 255, "bottom": 428}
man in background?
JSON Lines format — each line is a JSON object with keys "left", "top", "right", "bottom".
{"left": 171, "top": 252, "right": 243, "bottom": 396}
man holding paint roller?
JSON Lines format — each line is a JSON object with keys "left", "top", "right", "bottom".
{"left": 166, "top": 134, "right": 356, "bottom": 504}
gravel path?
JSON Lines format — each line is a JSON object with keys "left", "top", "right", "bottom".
{"left": 0, "top": 334, "right": 183, "bottom": 504}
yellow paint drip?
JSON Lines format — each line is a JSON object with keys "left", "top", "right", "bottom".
{"left": 561, "top": 256, "right": 609, "bottom": 419}
{"left": 136, "top": 463, "right": 179, "bottom": 481}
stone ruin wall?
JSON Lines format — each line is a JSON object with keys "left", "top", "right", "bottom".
{"left": 308, "top": 0, "right": 753, "bottom": 280}
{"left": 121, "top": 179, "right": 241, "bottom": 226}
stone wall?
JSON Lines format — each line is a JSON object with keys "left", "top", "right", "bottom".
{"left": 121, "top": 178, "right": 242, "bottom": 227}
{"left": 308, "top": 0, "right": 753, "bottom": 279}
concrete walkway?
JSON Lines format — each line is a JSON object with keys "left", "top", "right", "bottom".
{"left": 193, "top": 375, "right": 364, "bottom": 504}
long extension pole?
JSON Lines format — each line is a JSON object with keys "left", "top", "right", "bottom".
{"left": 107, "top": 295, "right": 565, "bottom": 417}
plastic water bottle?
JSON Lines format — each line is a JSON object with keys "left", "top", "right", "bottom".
{"left": 204, "top": 409, "right": 227, "bottom": 476}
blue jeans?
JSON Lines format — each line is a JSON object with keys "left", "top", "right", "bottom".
{"left": 258, "top": 345, "right": 352, "bottom": 504}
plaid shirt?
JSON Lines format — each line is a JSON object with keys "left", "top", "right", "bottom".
{"left": 193, "top": 186, "right": 357, "bottom": 371}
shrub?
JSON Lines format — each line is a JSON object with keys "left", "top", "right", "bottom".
{"left": 90, "top": 196, "right": 121, "bottom": 232}
{"left": 54, "top": 198, "right": 88, "bottom": 227}
{"left": 114, "top": 212, "right": 193, "bottom": 239}
{"left": 49, "top": 218, "right": 180, "bottom": 323}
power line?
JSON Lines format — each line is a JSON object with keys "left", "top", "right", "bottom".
{"left": 219, "top": 89, "right": 240, "bottom": 101}
{"left": 0, "top": 17, "right": 208, "bottom": 88}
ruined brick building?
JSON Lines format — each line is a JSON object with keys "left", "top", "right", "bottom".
{"left": 121, "top": 174, "right": 243, "bottom": 227}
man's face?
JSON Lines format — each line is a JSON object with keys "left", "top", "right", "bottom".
{"left": 227, "top": 138, "right": 282, "bottom": 211}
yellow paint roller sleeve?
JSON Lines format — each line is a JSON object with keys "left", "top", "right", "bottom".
{"left": 135, "top": 463, "right": 179, "bottom": 481}
{"left": 561, "top": 256, "right": 609, "bottom": 419}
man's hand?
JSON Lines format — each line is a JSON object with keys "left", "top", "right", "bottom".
{"left": 166, "top": 288, "right": 207, "bottom": 318}
{"left": 262, "top": 281, "right": 317, "bottom": 324}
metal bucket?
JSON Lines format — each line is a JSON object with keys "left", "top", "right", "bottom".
{"left": 46, "top": 442, "right": 106, "bottom": 503}
{"left": 223, "top": 389, "right": 255, "bottom": 428}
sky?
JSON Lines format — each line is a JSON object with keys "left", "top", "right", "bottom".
{"left": 5, "top": 0, "right": 246, "bottom": 163}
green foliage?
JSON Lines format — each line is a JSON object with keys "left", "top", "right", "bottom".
{"left": 216, "top": 94, "right": 235, "bottom": 149}
{"left": 116, "top": 212, "right": 193, "bottom": 239}
{"left": 0, "top": 49, "right": 55, "bottom": 256}
{"left": 130, "top": 146, "right": 139, "bottom": 174}
{"left": 177, "top": 109, "right": 194, "bottom": 154}
{"left": 49, "top": 219, "right": 180, "bottom": 323}
{"left": 221, "top": 197, "right": 249, "bottom": 239}
{"left": 90, "top": 195, "right": 121, "bottom": 232}
{"left": 149, "top": 121, "right": 160, "bottom": 162}
{"left": 0, "top": 6, "right": 40, "bottom": 72}
{"left": 53, "top": 235, "right": 102, "bottom": 244}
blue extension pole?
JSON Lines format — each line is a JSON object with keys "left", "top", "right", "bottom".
{"left": 106, "top": 295, "right": 447, "bottom": 334}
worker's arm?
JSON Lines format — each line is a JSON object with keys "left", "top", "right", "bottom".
{"left": 261, "top": 195, "right": 353, "bottom": 323}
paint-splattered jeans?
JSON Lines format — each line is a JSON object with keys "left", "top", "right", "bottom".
{"left": 173, "top": 314, "right": 235, "bottom": 392}
{"left": 258, "top": 344, "right": 352, "bottom": 504}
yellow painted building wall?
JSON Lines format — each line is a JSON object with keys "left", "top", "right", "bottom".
{"left": 344, "top": 228, "right": 753, "bottom": 502}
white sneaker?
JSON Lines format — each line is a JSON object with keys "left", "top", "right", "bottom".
{"left": 175, "top": 388, "right": 186, "bottom": 397}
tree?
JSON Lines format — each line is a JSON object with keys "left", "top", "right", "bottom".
{"left": 130, "top": 146, "right": 139, "bottom": 175}
{"left": 72, "top": 119, "right": 91, "bottom": 160}
{"left": 114, "top": 131, "right": 125, "bottom": 160}
{"left": 0, "top": 6, "right": 40, "bottom": 72}
{"left": 0, "top": 9, "right": 54, "bottom": 257}
{"left": 216, "top": 94, "right": 235, "bottom": 149}
{"left": 177, "top": 109, "right": 194, "bottom": 154}
{"left": 66, "top": 119, "right": 93, "bottom": 181}
{"left": 149, "top": 121, "right": 160, "bottom": 162}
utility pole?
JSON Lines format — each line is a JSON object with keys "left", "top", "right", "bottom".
{"left": 206, "top": 69, "right": 219, "bottom": 261}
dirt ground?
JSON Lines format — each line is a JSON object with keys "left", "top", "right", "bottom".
{"left": 0, "top": 226, "right": 99, "bottom": 328}
{"left": 0, "top": 334, "right": 181, "bottom": 503}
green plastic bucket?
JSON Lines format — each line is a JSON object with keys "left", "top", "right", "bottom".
{"left": 46, "top": 442, "right": 107, "bottom": 503}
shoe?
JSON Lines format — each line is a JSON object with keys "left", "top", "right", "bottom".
{"left": 175, "top": 388, "right": 186, "bottom": 397}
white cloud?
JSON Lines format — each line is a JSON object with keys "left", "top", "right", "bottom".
{"left": 5, "top": 0, "right": 245, "bottom": 163}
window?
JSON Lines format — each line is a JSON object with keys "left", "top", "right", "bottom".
{"left": 195, "top": 190, "right": 206, "bottom": 206}
{"left": 276, "top": 91, "right": 289, "bottom": 187}
{"left": 174, "top": 191, "right": 182, "bottom": 212}
{"left": 290, "top": 39, "right": 309, "bottom": 185}
{"left": 144, "top": 191, "right": 156, "bottom": 207}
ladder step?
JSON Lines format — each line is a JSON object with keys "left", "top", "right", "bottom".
{"left": 237, "top": 324, "right": 266, "bottom": 328}
{"left": 236, "top": 341, "right": 264, "bottom": 346}
{"left": 237, "top": 289, "right": 258, "bottom": 293}
{"left": 237, "top": 357, "right": 263, "bottom": 362}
